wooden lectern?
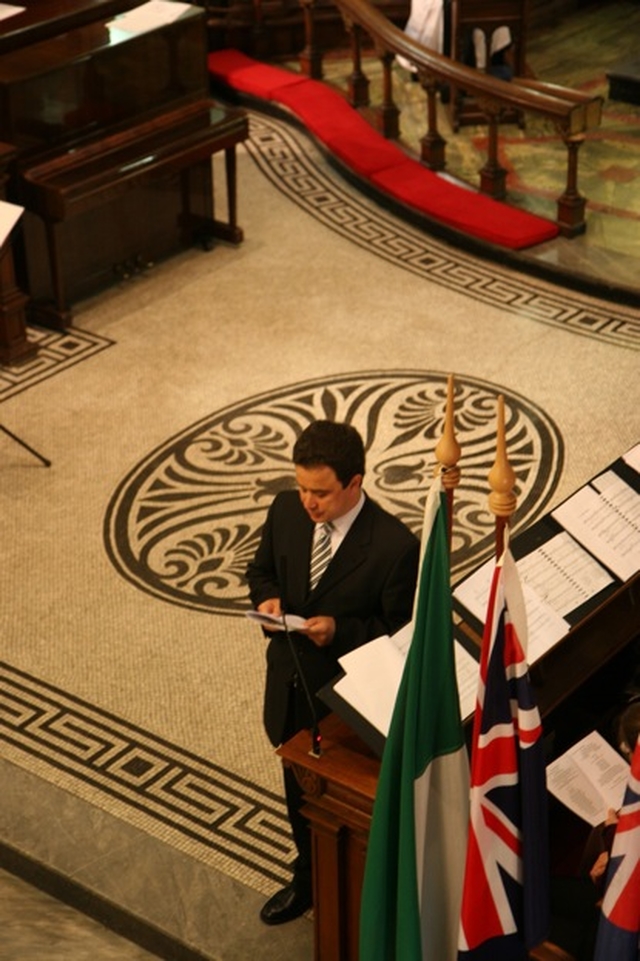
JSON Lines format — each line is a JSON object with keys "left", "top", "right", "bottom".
{"left": 277, "top": 714, "right": 378, "bottom": 961}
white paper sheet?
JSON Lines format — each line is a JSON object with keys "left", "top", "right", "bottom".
{"left": 245, "top": 610, "right": 308, "bottom": 632}
{"left": 453, "top": 550, "right": 571, "bottom": 664}
{"left": 553, "top": 471, "right": 640, "bottom": 581}
{"left": 112, "top": 0, "right": 191, "bottom": 34}
{"left": 0, "top": 5, "right": 25, "bottom": 22}
{"left": 547, "top": 730, "right": 629, "bottom": 826}
{"left": 0, "top": 199, "right": 23, "bottom": 247}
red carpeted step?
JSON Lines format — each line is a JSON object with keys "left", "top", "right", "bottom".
{"left": 208, "top": 49, "right": 309, "bottom": 98}
{"left": 273, "top": 80, "right": 406, "bottom": 176}
{"left": 208, "top": 49, "right": 560, "bottom": 250}
{"left": 371, "top": 161, "right": 559, "bottom": 249}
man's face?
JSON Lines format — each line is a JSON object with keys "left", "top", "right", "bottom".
{"left": 295, "top": 464, "right": 362, "bottom": 524}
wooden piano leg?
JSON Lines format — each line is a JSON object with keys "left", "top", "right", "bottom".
{"left": 27, "top": 219, "right": 71, "bottom": 330}
{"left": 201, "top": 147, "right": 244, "bottom": 247}
{"left": 223, "top": 146, "right": 243, "bottom": 244}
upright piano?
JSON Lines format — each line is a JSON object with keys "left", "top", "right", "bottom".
{"left": 0, "top": 0, "right": 248, "bottom": 330}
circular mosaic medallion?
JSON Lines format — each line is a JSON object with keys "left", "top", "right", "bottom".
{"left": 104, "top": 371, "right": 563, "bottom": 614}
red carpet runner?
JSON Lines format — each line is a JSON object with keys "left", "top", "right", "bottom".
{"left": 208, "top": 49, "right": 560, "bottom": 251}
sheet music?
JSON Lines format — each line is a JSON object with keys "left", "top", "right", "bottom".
{"left": 245, "top": 610, "right": 308, "bottom": 632}
{"left": 0, "top": 5, "right": 25, "bottom": 22}
{"left": 623, "top": 442, "right": 640, "bottom": 474}
{"left": 112, "top": 0, "right": 192, "bottom": 34}
{"left": 454, "top": 551, "right": 571, "bottom": 663}
{"left": 552, "top": 471, "right": 640, "bottom": 582}
{"left": 546, "top": 730, "right": 629, "bottom": 826}
{"left": 0, "top": 200, "right": 23, "bottom": 247}
{"left": 517, "top": 531, "right": 613, "bottom": 616}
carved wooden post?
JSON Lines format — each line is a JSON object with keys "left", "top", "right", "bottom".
{"left": 434, "top": 373, "right": 461, "bottom": 552}
{"left": 479, "top": 111, "right": 507, "bottom": 199}
{"left": 299, "top": 0, "right": 323, "bottom": 80}
{"left": 372, "top": 49, "right": 399, "bottom": 139}
{"left": 0, "top": 143, "right": 36, "bottom": 364}
{"left": 420, "top": 76, "right": 446, "bottom": 171}
{"left": 556, "top": 133, "right": 587, "bottom": 237}
{"left": 346, "top": 23, "right": 369, "bottom": 107}
{"left": 488, "top": 395, "right": 516, "bottom": 559}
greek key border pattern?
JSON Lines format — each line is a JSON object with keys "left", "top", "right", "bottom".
{"left": 0, "top": 327, "right": 114, "bottom": 402}
{"left": 245, "top": 113, "right": 640, "bottom": 351}
{"left": 0, "top": 662, "right": 294, "bottom": 891}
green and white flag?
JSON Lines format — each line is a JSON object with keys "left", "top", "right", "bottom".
{"left": 359, "top": 477, "right": 470, "bottom": 961}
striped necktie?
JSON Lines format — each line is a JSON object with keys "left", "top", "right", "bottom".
{"left": 309, "top": 522, "right": 333, "bottom": 591}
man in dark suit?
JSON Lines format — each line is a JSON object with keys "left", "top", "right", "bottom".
{"left": 246, "top": 420, "right": 420, "bottom": 925}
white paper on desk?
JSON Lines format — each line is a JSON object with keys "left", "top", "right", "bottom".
{"left": 334, "top": 623, "right": 478, "bottom": 738}
{"left": 517, "top": 531, "right": 613, "bottom": 616}
{"left": 335, "top": 629, "right": 408, "bottom": 737}
{"left": 546, "top": 730, "right": 629, "bottom": 826}
{"left": 0, "top": 199, "right": 23, "bottom": 247}
{"left": 0, "top": 5, "right": 25, "bottom": 22}
{"left": 623, "top": 442, "right": 640, "bottom": 474}
{"left": 113, "top": 0, "right": 191, "bottom": 34}
{"left": 553, "top": 471, "right": 640, "bottom": 582}
{"left": 453, "top": 556, "right": 569, "bottom": 663}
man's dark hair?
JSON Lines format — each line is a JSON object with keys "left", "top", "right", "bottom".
{"left": 293, "top": 420, "right": 365, "bottom": 487}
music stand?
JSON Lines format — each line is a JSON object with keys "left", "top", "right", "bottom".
{"left": 0, "top": 423, "right": 51, "bottom": 466}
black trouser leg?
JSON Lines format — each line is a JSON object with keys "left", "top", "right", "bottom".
{"left": 283, "top": 763, "right": 312, "bottom": 898}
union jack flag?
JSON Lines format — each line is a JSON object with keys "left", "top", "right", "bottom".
{"left": 594, "top": 737, "right": 640, "bottom": 961}
{"left": 458, "top": 550, "right": 549, "bottom": 960}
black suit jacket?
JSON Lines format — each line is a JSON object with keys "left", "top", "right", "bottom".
{"left": 246, "top": 490, "right": 420, "bottom": 746}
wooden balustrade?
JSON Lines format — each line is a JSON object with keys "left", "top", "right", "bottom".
{"left": 296, "top": 0, "right": 602, "bottom": 236}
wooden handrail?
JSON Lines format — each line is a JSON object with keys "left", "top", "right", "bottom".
{"left": 297, "top": 0, "right": 603, "bottom": 235}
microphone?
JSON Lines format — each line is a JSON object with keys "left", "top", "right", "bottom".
{"left": 280, "top": 556, "right": 322, "bottom": 758}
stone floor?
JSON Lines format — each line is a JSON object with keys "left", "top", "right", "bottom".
{"left": 0, "top": 868, "right": 161, "bottom": 961}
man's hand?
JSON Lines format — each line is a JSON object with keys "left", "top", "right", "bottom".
{"left": 257, "top": 598, "right": 282, "bottom": 630}
{"left": 302, "top": 616, "right": 336, "bottom": 648}
{"left": 589, "top": 851, "right": 609, "bottom": 884}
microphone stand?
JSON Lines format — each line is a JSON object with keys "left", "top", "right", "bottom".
{"left": 0, "top": 423, "right": 51, "bottom": 466}
{"left": 281, "top": 608, "right": 322, "bottom": 758}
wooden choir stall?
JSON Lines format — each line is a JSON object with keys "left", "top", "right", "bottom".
{"left": 0, "top": 0, "right": 248, "bottom": 332}
{"left": 278, "top": 391, "right": 640, "bottom": 961}
{"left": 448, "top": 0, "right": 529, "bottom": 129}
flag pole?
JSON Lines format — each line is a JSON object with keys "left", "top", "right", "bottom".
{"left": 434, "top": 372, "right": 460, "bottom": 553}
{"left": 488, "top": 394, "right": 517, "bottom": 558}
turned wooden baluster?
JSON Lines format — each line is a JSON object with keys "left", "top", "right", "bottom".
{"left": 420, "top": 75, "right": 446, "bottom": 171}
{"left": 488, "top": 394, "right": 517, "bottom": 559}
{"left": 372, "top": 48, "right": 399, "bottom": 139}
{"left": 556, "top": 133, "right": 587, "bottom": 237}
{"left": 299, "top": 0, "right": 323, "bottom": 80}
{"left": 479, "top": 109, "right": 507, "bottom": 199}
{"left": 434, "top": 373, "right": 461, "bottom": 552}
{"left": 346, "top": 22, "right": 370, "bottom": 107}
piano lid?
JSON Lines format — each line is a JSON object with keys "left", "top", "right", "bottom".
{"left": 0, "top": 2, "right": 208, "bottom": 162}
{"left": 0, "top": 0, "right": 142, "bottom": 53}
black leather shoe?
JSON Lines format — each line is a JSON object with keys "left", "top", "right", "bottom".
{"left": 259, "top": 884, "right": 312, "bottom": 925}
